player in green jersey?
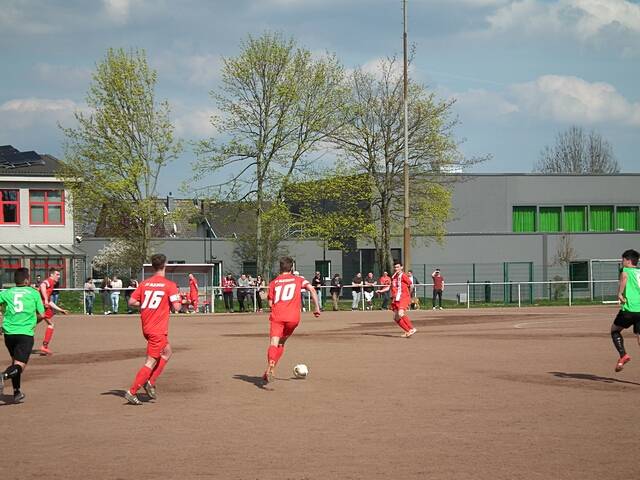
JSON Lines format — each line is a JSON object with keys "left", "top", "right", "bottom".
{"left": 610, "top": 249, "right": 640, "bottom": 372}
{"left": 0, "top": 267, "right": 45, "bottom": 403}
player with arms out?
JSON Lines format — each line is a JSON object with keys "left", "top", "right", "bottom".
{"left": 124, "top": 253, "right": 181, "bottom": 405}
{"left": 38, "top": 267, "right": 69, "bottom": 355}
{"left": 0, "top": 268, "right": 45, "bottom": 403}
{"left": 390, "top": 261, "right": 417, "bottom": 338}
{"left": 263, "top": 256, "right": 320, "bottom": 384}
{"left": 610, "top": 249, "right": 640, "bottom": 372}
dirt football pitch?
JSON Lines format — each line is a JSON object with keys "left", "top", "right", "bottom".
{"left": 2, "top": 305, "right": 637, "bottom": 480}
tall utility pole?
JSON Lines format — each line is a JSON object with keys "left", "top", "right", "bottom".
{"left": 402, "top": 0, "right": 411, "bottom": 269}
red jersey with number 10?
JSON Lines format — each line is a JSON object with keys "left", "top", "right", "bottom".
{"left": 131, "top": 274, "right": 180, "bottom": 335}
{"left": 268, "top": 273, "right": 309, "bottom": 323}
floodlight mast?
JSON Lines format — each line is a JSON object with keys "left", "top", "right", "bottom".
{"left": 403, "top": 0, "right": 411, "bottom": 269}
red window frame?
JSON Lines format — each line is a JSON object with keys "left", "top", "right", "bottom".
{"left": 0, "top": 189, "right": 20, "bottom": 224}
{"left": 29, "top": 190, "right": 65, "bottom": 225}
{"left": 0, "top": 257, "right": 21, "bottom": 269}
{"left": 30, "top": 258, "right": 66, "bottom": 288}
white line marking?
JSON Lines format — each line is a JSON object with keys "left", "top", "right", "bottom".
{"left": 514, "top": 319, "right": 588, "bottom": 329}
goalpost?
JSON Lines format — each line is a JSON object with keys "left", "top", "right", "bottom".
{"left": 589, "top": 258, "right": 620, "bottom": 304}
{"left": 141, "top": 262, "right": 222, "bottom": 313}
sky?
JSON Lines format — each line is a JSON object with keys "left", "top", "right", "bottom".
{"left": 1, "top": 0, "right": 639, "bottom": 195}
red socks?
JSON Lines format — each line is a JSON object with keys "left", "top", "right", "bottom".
{"left": 267, "top": 345, "right": 285, "bottom": 365}
{"left": 43, "top": 325, "right": 54, "bottom": 346}
{"left": 396, "top": 315, "right": 413, "bottom": 332}
{"left": 129, "top": 366, "right": 153, "bottom": 395}
{"left": 149, "top": 357, "right": 168, "bottom": 385}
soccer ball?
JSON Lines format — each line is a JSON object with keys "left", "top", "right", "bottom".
{"left": 293, "top": 364, "right": 309, "bottom": 379}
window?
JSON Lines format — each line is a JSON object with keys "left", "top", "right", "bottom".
{"left": 589, "top": 206, "right": 613, "bottom": 232}
{"left": 0, "top": 257, "right": 21, "bottom": 288}
{"left": 617, "top": 207, "right": 639, "bottom": 231}
{"left": 539, "top": 207, "right": 561, "bottom": 232}
{"left": 0, "top": 189, "right": 19, "bottom": 224}
{"left": 563, "top": 206, "right": 586, "bottom": 232}
{"left": 569, "top": 261, "right": 589, "bottom": 291}
{"left": 242, "top": 261, "right": 257, "bottom": 276}
{"left": 512, "top": 206, "right": 536, "bottom": 232}
{"left": 30, "top": 258, "right": 66, "bottom": 287}
{"left": 29, "top": 190, "right": 64, "bottom": 225}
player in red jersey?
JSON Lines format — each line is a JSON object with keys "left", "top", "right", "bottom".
{"left": 124, "top": 253, "right": 181, "bottom": 405}
{"left": 390, "top": 261, "right": 417, "bottom": 338}
{"left": 188, "top": 273, "right": 199, "bottom": 313}
{"left": 38, "top": 268, "right": 69, "bottom": 355}
{"left": 262, "top": 256, "right": 321, "bottom": 384}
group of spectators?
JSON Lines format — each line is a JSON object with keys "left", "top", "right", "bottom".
{"left": 83, "top": 276, "right": 139, "bottom": 315}
{"left": 221, "top": 273, "right": 267, "bottom": 313}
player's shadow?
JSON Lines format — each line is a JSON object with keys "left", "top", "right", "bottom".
{"left": 100, "top": 389, "right": 154, "bottom": 402}
{"left": 233, "top": 374, "right": 282, "bottom": 390}
{"left": 362, "top": 332, "right": 403, "bottom": 338}
{"left": 0, "top": 393, "right": 22, "bottom": 406}
{"left": 549, "top": 371, "right": 640, "bottom": 386}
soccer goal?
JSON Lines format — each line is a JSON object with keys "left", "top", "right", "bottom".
{"left": 141, "top": 262, "right": 222, "bottom": 313}
{"left": 589, "top": 259, "right": 620, "bottom": 303}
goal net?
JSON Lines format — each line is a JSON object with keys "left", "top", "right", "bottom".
{"left": 589, "top": 259, "right": 620, "bottom": 303}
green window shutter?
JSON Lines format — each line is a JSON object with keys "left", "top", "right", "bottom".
{"left": 539, "top": 207, "right": 561, "bottom": 232}
{"left": 513, "top": 206, "right": 536, "bottom": 232}
{"left": 564, "top": 206, "right": 586, "bottom": 232}
{"left": 617, "top": 207, "right": 638, "bottom": 231}
{"left": 589, "top": 206, "right": 613, "bottom": 232}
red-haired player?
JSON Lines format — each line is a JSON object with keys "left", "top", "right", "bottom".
{"left": 263, "top": 257, "right": 320, "bottom": 384}
{"left": 38, "top": 268, "right": 69, "bottom": 355}
{"left": 391, "top": 261, "right": 417, "bottom": 338}
{"left": 188, "top": 273, "right": 199, "bottom": 313}
{"left": 124, "top": 253, "right": 181, "bottom": 405}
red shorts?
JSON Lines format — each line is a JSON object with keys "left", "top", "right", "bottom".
{"left": 44, "top": 307, "right": 55, "bottom": 320}
{"left": 144, "top": 333, "right": 168, "bottom": 358}
{"left": 391, "top": 300, "right": 410, "bottom": 312}
{"left": 269, "top": 320, "right": 299, "bottom": 339}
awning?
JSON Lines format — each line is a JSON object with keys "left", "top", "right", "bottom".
{"left": 0, "top": 244, "right": 86, "bottom": 257}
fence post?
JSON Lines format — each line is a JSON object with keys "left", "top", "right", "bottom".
{"left": 467, "top": 282, "right": 470, "bottom": 309}
{"left": 83, "top": 289, "right": 86, "bottom": 315}
{"left": 518, "top": 283, "right": 521, "bottom": 308}
{"left": 568, "top": 281, "right": 572, "bottom": 307}
{"left": 254, "top": 288, "right": 257, "bottom": 313}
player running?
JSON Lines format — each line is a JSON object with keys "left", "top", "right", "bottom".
{"left": 124, "top": 253, "right": 181, "bottom": 405}
{"left": 0, "top": 268, "right": 45, "bottom": 403}
{"left": 38, "top": 267, "right": 69, "bottom": 355}
{"left": 610, "top": 249, "right": 640, "bottom": 372}
{"left": 390, "top": 261, "right": 417, "bottom": 337}
{"left": 263, "top": 257, "right": 320, "bottom": 384}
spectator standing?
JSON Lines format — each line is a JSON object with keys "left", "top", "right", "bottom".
{"left": 111, "top": 275, "right": 123, "bottom": 314}
{"left": 351, "top": 273, "right": 363, "bottom": 310}
{"left": 255, "top": 275, "right": 266, "bottom": 312}
{"left": 407, "top": 270, "right": 419, "bottom": 310}
{"left": 432, "top": 269, "right": 445, "bottom": 310}
{"left": 126, "top": 278, "right": 139, "bottom": 314}
{"left": 363, "top": 272, "right": 376, "bottom": 310}
{"left": 330, "top": 273, "right": 343, "bottom": 311}
{"left": 376, "top": 271, "right": 392, "bottom": 310}
{"left": 222, "top": 274, "right": 235, "bottom": 312}
{"left": 102, "top": 276, "right": 112, "bottom": 314}
{"left": 237, "top": 274, "right": 250, "bottom": 312}
{"left": 84, "top": 278, "right": 96, "bottom": 315}
{"left": 311, "top": 272, "right": 324, "bottom": 310}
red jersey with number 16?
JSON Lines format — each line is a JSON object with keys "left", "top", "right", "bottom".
{"left": 268, "top": 273, "right": 309, "bottom": 323}
{"left": 131, "top": 275, "right": 180, "bottom": 335}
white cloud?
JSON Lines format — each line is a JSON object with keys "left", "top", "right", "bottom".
{"left": 103, "top": 0, "right": 142, "bottom": 24}
{"left": 33, "top": 63, "right": 92, "bottom": 88}
{"left": 174, "top": 108, "right": 219, "bottom": 138}
{"left": 487, "top": 0, "right": 640, "bottom": 40}
{"left": 0, "top": 98, "right": 84, "bottom": 132}
{"left": 0, "top": 98, "right": 78, "bottom": 113}
{"left": 450, "top": 74, "right": 640, "bottom": 127}
{"left": 510, "top": 74, "right": 640, "bottom": 126}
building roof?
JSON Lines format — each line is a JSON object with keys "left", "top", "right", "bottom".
{"left": 0, "top": 145, "right": 61, "bottom": 177}
{"left": 0, "top": 244, "right": 85, "bottom": 257}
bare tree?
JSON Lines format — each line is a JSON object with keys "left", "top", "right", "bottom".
{"left": 535, "top": 126, "right": 619, "bottom": 174}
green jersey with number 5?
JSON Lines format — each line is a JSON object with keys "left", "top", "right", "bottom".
{"left": 622, "top": 267, "right": 640, "bottom": 313}
{"left": 0, "top": 286, "right": 45, "bottom": 336}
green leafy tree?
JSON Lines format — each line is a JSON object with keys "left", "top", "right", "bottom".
{"left": 60, "top": 48, "right": 182, "bottom": 269}
{"left": 194, "top": 32, "right": 347, "bottom": 275}
{"left": 331, "top": 56, "right": 480, "bottom": 272}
